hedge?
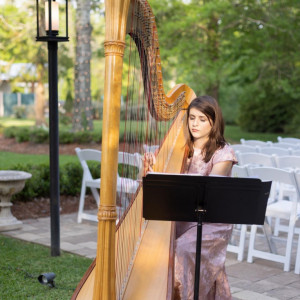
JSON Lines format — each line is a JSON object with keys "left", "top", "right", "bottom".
{"left": 9, "top": 162, "right": 138, "bottom": 202}
{"left": 9, "top": 161, "right": 100, "bottom": 202}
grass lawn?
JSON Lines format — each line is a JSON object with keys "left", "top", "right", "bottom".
{"left": 0, "top": 152, "right": 78, "bottom": 169}
{"left": 0, "top": 235, "right": 92, "bottom": 299}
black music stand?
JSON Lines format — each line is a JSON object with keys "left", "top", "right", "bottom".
{"left": 143, "top": 173, "right": 271, "bottom": 300}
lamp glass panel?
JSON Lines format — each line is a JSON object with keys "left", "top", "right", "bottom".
{"left": 45, "top": 1, "right": 59, "bottom": 31}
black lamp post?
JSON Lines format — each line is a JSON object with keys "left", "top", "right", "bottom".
{"left": 36, "top": 0, "right": 69, "bottom": 256}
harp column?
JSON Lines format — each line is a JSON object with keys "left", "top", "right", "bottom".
{"left": 93, "top": 0, "right": 130, "bottom": 299}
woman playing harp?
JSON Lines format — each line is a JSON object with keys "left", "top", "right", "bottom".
{"left": 144, "top": 96, "right": 237, "bottom": 299}
{"left": 71, "top": 0, "right": 236, "bottom": 299}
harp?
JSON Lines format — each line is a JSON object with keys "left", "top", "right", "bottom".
{"left": 72, "top": 0, "right": 196, "bottom": 299}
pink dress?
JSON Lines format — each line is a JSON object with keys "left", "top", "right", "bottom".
{"left": 174, "top": 145, "right": 237, "bottom": 300}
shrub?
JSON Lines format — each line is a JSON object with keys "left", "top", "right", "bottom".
{"left": 60, "top": 162, "right": 82, "bottom": 195}
{"left": 10, "top": 163, "right": 50, "bottom": 201}
{"left": 3, "top": 126, "right": 18, "bottom": 138}
{"left": 13, "top": 105, "right": 27, "bottom": 119}
{"left": 15, "top": 127, "right": 31, "bottom": 143}
{"left": 10, "top": 162, "right": 84, "bottom": 201}
{"left": 29, "top": 128, "right": 49, "bottom": 143}
{"left": 74, "top": 131, "right": 94, "bottom": 143}
{"left": 59, "top": 130, "right": 75, "bottom": 144}
{"left": 92, "top": 131, "right": 102, "bottom": 143}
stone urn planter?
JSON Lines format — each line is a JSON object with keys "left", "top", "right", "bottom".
{"left": 0, "top": 170, "right": 32, "bottom": 231}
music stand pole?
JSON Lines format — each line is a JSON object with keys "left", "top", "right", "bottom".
{"left": 194, "top": 207, "right": 206, "bottom": 300}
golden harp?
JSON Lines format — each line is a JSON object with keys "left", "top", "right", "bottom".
{"left": 72, "top": 0, "right": 195, "bottom": 299}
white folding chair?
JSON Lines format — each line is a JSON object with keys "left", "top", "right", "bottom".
{"left": 278, "top": 136, "right": 300, "bottom": 144}
{"left": 76, "top": 148, "right": 142, "bottom": 223}
{"left": 240, "top": 138, "right": 272, "bottom": 147}
{"left": 117, "top": 151, "right": 142, "bottom": 202}
{"left": 274, "top": 156, "right": 300, "bottom": 171}
{"left": 231, "top": 144, "right": 260, "bottom": 154}
{"left": 143, "top": 144, "right": 159, "bottom": 153}
{"left": 292, "top": 150, "right": 300, "bottom": 156}
{"left": 76, "top": 148, "right": 102, "bottom": 223}
{"left": 227, "top": 165, "right": 249, "bottom": 261}
{"left": 237, "top": 152, "right": 276, "bottom": 168}
{"left": 247, "top": 167, "right": 300, "bottom": 272}
{"left": 260, "top": 146, "right": 292, "bottom": 156}
{"left": 272, "top": 142, "right": 299, "bottom": 150}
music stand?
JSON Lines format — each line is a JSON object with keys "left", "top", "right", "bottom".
{"left": 143, "top": 173, "right": 271, "bottom": 300}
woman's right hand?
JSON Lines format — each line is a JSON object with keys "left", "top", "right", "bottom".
{"left": 142, "top": 152, "right": 156, "bottom": 173}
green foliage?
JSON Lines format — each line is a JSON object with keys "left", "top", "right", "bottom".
{"left": 15, "top": 127, "right": 31, "bottom": 142}
{"left": 7, "top": 160, "right": 101, "bottom": 201}
{"left": 0, "top": 235, "right": 92, "bottom": 299}
{"left": 29, "top": 128, "right": 49, "bottom": 143}
{"left": 12, "top": 105, "right": 27, "bottom": 119}
{"left": 74, "top": 131, "right": 94, "bottom": 143}
{"left": 10, "top": 164, "right": 50, "bottom": 200}
{"left": 59, "top": 130, "right": 75, "bottom": 144}
{"left": 59, "top": 162, "right": 82, "bottom": 195}
{"left": 3, "top": 126, "right": 18, "bottom": 138}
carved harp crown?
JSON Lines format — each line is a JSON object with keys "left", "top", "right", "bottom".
{"left": 72, "top": 0, "right": 195, "bottom": 299}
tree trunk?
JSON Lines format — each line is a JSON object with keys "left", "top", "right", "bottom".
{"left": 206, "top": 13, "right": 220, "bottom": 101}
{"left": 35, "top": 68, "right": 46, "bottom": 126}
{"left": 72, "top": 0, "right": 93, "bottom": 132}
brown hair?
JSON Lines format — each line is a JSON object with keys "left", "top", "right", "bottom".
{"left": 186, "top": 95, "right": 226, "bottom": 163}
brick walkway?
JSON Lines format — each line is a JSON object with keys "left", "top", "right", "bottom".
{"left": 2, "top": 212, "right": 300, "bottom": 300}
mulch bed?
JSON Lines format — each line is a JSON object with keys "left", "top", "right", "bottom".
{"left": 11, "top": 195, "right": 98, "bottom": 220}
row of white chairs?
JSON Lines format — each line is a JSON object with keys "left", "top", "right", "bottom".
{"left": 241, "top": 137, "right": 300, "bottom": 146}
{"left": 240, "top": 136, "right": 300, "bottom": 149}
{"left": 227, "top": 164, "right": 300, "bottom": 274}
{"left": 234, "top": 152, "right": 300, "bottom": 170}
{"left": 233, "top": 143, "right": 300, "bottom": 157}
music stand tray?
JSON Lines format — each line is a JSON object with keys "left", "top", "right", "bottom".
{"left": 143, "top": 173, "right": 271, "bottom": 300}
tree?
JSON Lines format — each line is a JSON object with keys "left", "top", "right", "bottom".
{"left": 72, "top": 0, "right": 94, "bottom": 132}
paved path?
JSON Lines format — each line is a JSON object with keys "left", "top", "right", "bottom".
{"left": 2, "top": 212, "right": 300, "bottom": 300}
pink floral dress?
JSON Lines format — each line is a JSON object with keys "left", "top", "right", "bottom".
{"left": 174, "top": 144, "right": 237, "bottom": 300}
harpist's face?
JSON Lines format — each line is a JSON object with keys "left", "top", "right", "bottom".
{"left": 188, "top": 108, "right": 212, "bottom": 144}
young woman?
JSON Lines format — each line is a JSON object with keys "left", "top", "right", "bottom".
{"left": 174, "top": 95, "right": 237, "bottom": 300}
{"left": 144, "top": 95, "right": 237, "bottom": 299}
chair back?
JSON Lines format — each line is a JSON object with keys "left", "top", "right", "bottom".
{"left": 278, "top": 136, "right": 300, "bottom": 144}
{"left": 272, "top": 142, "right": 299, "bottom": 150}
{"left": 232, "top": 165, "right": 249, "bottom": 178}
{"left": 143, "top": 144, "right": 159, "bottom": 153}
{"left": 292, "top": 150, "right": 300, "bottom": 156}
{"left": 240, "top": 139, "right": 272, "bottom": 147}
{"left": 238, "top": 152, "right": 276, "bottom": 168}
{"left": 260, "top": 147, "right": 292, "bottom": 156}
{"left": 75, "top": 147, "right": 102, "bottom": 180}
{"left": 274, "top": 156, "right": 300, "bottom": 171}
{"left": 231, "top": 144, "right": 259, "bottom": 154}
{"left": 248, "top": 167, "right": 298, "bottom": 202}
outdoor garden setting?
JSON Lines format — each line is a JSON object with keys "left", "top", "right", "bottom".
{"left": 1, "top": 0, "right": 300, "bottom": 299}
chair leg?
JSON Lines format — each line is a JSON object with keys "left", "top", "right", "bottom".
{"left": 274, "top": 217, "right": 280, "bottom": 236}
{"left": 247, "top": 225, "right": 257, "bottom": 263}
{"left": 91, "top": 187, "right": 100, "bottom": 206}
{"left": 77, "top": 183, "right": 87, "bottom": 223}
{"left": 237, "top": 225, "right": 247, "bottom": 261}
{"left": 283, "top": 219, "right": 295, "bottom": 272}
{"left": 295, "top": 233, "right": 300, "bottom": 274}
